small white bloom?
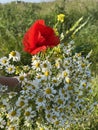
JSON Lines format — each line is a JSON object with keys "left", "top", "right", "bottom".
{"left": 55, "top": 58, "right": 62, "bottom": 69}
{"left": 42, "top": 69, "right": 52, "bottom": 80}
{"left": 31, "top": 60, "right": 41, "bottom": 71}
{"left": 44, "top": 85, "right": 56, "bottom": 99}
{"left": 51, "top": 77, "right": 61, "bottom": 86}
{"left": 0, "top": 56, "right": 9, "bottom": 66}
{"left": 24, "top": 107, "right": 36, "bottom": 120}
{"left": 36, "top": 96, "right": 46, "bottom": 109}
{"left": 41, "top": 60, "right": 52, "bottom": 72}
{"left": 5, "top": 64, "right": 15, "bottom": 74}
{"left": 9, "top": 50, "right": 21, "bottom": 61}
{"left": 17, "top": 72, "right": 27, "bottom": 85}
{"left": 7, "top": 108, "right": 20, "bottom": 122}
{"left": 16, "top": 97, "right": 28, "bottom": 108}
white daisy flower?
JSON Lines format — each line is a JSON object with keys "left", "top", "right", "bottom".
{"left": 36, "top": 96, "right": 46, "bottom": 109}
{"left": 31, "top": 60, "right": 41, "bottom": 71}
{"left": 24, "top": 107, "right": 36, "bottom": 120}
{"left": 55, "top": 58, "right": 62, "bottom": 69}
{"left": 9, "top": 50, "right": 21, "bottom": 61}
{"left": 41, "top": 60, "right": 52, "bottom": 72}
{"left": 42, "top": 69, "right": 52, "bottom": 80}
{"left": 16, "top": 97, "right": 28, "bottom": 108}
{"left": 51, "top": 77, "right": 61, "bottom": 86}
{"left": 31, "top": 55, "right": 39, "bottom": 61}
{"left": 44, "top": 85, "right": 56, "bottom": 99}
{"left": 45, "top": 111, "right": 52, "bottom": 123}
{"left": 61, "top": 70, "right": 69, "bottom": 78}
{"left": 7, "top": 108, "right": 21, "bottom": 122}
{"left": 0, "top": 56, "right": 9, "bottom": 66}
{"left": 17, "top": 72, "right": 27, "bottom": 85}
{"left": 5, "top": 64, "right": 15, "bottom": 74}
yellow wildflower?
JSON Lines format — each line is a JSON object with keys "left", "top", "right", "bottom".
{"left": 57, "top": 14, "right": 65, "bottom": 23}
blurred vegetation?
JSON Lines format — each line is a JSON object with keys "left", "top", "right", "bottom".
{"left": 0, "top": 0, "right": 98, "bottom": 129}
{"left": 0, "top": 0, "right": 98, "bottom": 73}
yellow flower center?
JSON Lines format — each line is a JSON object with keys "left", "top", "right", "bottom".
{"left": 35, "top": 62, "right": 40, "bottom": 68}
{"left": 62, "top": 89, "right": 65, "bottom": 94}
{"left": 25, "top": 111, "right": 30, "bottom": 116}
{"left": 37, "top": 75, "right": 41, "bottom": 79}
{"left": 32, "top": 85, "right": 35, "bottom": 90}
{"left": 55, "top": 120, "right": 59, "bottom": 125}
{"left": 55, "top": 63, "right": 59, "bottom": 67}
{"left": 57, "top": 99, "right": 63, "bottom": 104}
{"left": 63, "top": 72, "right": 68, "bottom": 77}
{"left": 38, "top": 97, "right": 43, "bottom": 102}
{"left": 68, "top": 86, "right": 73, "bottom": 90}
{"left": 45, "top": 88, "right": 51, "bottom": 94}
{"left": 40, "top": 128, "right": 45, "bottom": 130}
{"left": 8, "top": 67, "right": 13, "bottom": 71}
{"left": 9, "top": 127, "right": 15, "bottom": 130}
{"left": 10, "top": 51, "right": 16, "bottom": 56}
{"left": 53, "top": 79, "right": 57, "bottom": 83}
{"left": 81, "top": 63, "right": 86, "bottom": 67}
{"left": 83, "top": 83, "right": 87, "bottom": 87}
{"left": 19, "top": 76, "right": 24, "bottom": 81}
{"left": 46, "top": 106, "right": 51, "bottom": 110}
{"left": 65, "top": 77, "right": 71, "bottom": 84}
{"left": 43, "top": 63, "right": 47, "bottom": 68}
{"left": 10, "top": 111, "right": 16, "bottom": 116}
{"left": 19, "top": 101, "right": 25, "bottom": 107}
{"left": 2, "top": 59, "right": 7, "bottom": 64}
{"left": 47, "top": 114, "right": 51, "bottom": 118}
{"left": 44, "top": 71, "right": 50, "bottom": 76}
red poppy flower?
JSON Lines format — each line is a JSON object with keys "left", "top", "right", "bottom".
{"left": 22, "top": 20, "right": 60, "bottom": 55}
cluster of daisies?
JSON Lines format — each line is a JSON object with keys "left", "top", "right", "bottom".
{"left": 0, "top": 41, "right": 95, "bottom": 130}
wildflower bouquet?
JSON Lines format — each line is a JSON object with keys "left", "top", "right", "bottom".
{"left": 0, "top": 14, "right": 95, "bottom": 130}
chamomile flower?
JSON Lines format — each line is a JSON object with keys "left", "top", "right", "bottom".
{"left": 36, "top": 96, "right": 46, "bottom": 109}
{"left": 43, "top": 69, "right": 52, "bottom": 80}
{"left": 31, "top": 60, "right": 41, "bottom": 71}
{"left": 65, "top": 77, "right": 71, "bottom": 84}
{"left": 44, "top": 85, "right": 56, "bottom": 99}
{"left": 5, "top": 64, "right": 15, "bottom": 74}
{"left": 41, "top": 60, "right": 51, "bottom": 72}
{"left": 61, "top": 70, "right": 69, "bottom": 78}
{"left": 0, "top": 56, "right": 9, "bottom": 66}
{"left": 32, "top": 55, "right": 39, "bottom": 61}
{"left": 55, "top": 58, "right": 62, "bottom": 69}
{"left": 17, "top": 72, "right": 27, "bottom": 85}
{"left": 9, "top": 51, "right": 21, "bottom": 61}
{"left": 51, "top": 77, "right": 61, "bottom": 86}
{"left": 24, "top": 107, "right": 36, "bottom": 120}
{"left": 7, "top": 108, "right": 20, "bottom": 122}
{"left": 16, "top": 97, "right": 28, "bottom": 108}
